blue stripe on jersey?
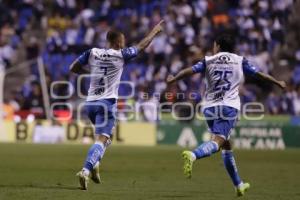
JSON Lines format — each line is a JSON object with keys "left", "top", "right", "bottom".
{"left": 242, "top": 58, "right": 259, "bottom": 76}
{"left": 192, "top": 59, "right": 206, "bottom": 73}
{"left": 121, "top": 46, "right": 138, "bottom": 61}
{"left": 78, "top": 49, "right": 91, "bottom": 65}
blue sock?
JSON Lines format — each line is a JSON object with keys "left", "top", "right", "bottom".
{"left": 192, "top": 141, "right": 219, "bottom": 159}
{"left": 83, "top": 142, "right": 105, "bottom": 172}
{"left": 222, "top": 150, "right": 242, "bottom": 187}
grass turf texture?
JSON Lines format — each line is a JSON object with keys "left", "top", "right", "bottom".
{"left": 0, "top": 143, "right": 299, "bottom": 200}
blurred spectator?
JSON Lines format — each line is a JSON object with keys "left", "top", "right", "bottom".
{"left": 240, "top": 86, "right": 257, "bottom": 104}
{"left": 281, "top": 83, "right": 297, "bottom": 115}
{"left": 22, "top": 82, "right": 44, "bottom": 115}
{"left": 3, "top": 99, "right": 14, "bottom": 120}
{"left": 0, "top": 0, "right": 298, "bottom": 118}
{"left": 266, "top": 92, "right": 281, "bottom": 115}
{"left": 292, "top": 64, "right": 300, "bottom": 85}
{"left": 293, "top": 86, "right": 300, "bottom": 116}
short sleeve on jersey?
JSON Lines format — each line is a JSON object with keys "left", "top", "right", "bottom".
{"left": 192, "top": 59, "right": 206, "bottom": 73}
{"left": 78, "top": 49, "right": 91, "bottom": 65}
{"left": 121, "top": 46, "right": 138, "bottom": 61}
{"left": 242, "top": 58, "right": 259, "bottom": 76}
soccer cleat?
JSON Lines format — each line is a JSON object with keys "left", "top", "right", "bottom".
{"left": 236, "top": 182, "right": 250, "bottom": 197}
{"left": 182, "top": 151, "right": 194, "bottom": 179}
{"left": 76, "top": 170, "right": 89, "bottom": 190}
{"left": 91, "top": 162, "right": 101, "bottom": 184}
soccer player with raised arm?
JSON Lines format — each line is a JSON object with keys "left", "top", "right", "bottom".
{"left": 166, "top": 34, "right": 286, "bottom": 197}
{"left": 70, "top": 20, "right": 164, "bottom": 190}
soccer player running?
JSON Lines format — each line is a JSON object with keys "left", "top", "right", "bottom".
{"left": 70, "top": 20, "right": 164, "bottom": 190}
{"left": 166, "top": 34, "right": 286, "bottom": 196}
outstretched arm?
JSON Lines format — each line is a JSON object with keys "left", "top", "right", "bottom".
{"left": 136, "top": 20, "right": 164, "bottom": 52}
{"left": 242, "top": 58, "right": 286, "bottom": 89}
{"left": 255, "top": 72, "right": 286, "bottom": 89}
{"left": 166, "top": 59, "right": 206, "bottom": 85}
{"left": 166, "top": 68, "right": 194, "bottom": 85}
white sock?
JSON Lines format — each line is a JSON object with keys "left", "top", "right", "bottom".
{"left": 82, "top": 168, "right": 90, "bottom": 176}
{"left": 236, "top": 181, "right": 244, "bottom": 189}
{"left": 190, "top": 151, "right": 197, "bottom": 161}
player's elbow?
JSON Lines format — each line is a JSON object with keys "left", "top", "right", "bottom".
{"left": 136, "top": 44, "right": 144, "bottom": 53}
{"left": 69, "top": 60, "right": 81, "bottom": 74}
{"left": 69, "top": 64, "right": 76, "bottom": 73}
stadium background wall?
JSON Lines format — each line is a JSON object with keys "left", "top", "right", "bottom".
{"left": 1, "top": 120, "right": 300, "bottom": 149}
{"left": 157, "top": 122, "right": 300, "bottom": 149}
{"left": 0, "top": 121, "right": 156, "bottom": 146}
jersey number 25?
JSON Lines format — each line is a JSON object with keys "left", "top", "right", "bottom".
{"left": 213, "top": 70, "right": 232, "bottom": 91}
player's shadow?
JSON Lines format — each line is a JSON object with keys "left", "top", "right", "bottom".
{"left": 0, "top": 183, "right": 79, "bottom": 190}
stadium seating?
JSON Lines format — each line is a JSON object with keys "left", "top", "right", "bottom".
{"left": 0, "top": 0, "right": 299, "bottom": 118}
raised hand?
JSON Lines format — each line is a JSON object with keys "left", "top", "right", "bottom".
{"left": 166, "top": 74, "right": 176, "bottom": 85}
{"left": 277, "top": 81, "right": 287, "bottom": 90}
{"left": 152, "top": 20, "right": 164, "bottom": 34}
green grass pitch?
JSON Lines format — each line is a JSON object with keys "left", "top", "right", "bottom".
{"left": 0, "top": 143, "right": 299, "bottom": 200}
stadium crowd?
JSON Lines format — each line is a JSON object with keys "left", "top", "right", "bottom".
{"left": 1, "top": 0, "right": 300, "bottom": 120}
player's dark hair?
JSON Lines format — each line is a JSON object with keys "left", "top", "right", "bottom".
{"left": 215, "top": 34, "right": 235, "bottom": 53}
{"left": 106, "top": 30, "right": 123, "bottom": 44}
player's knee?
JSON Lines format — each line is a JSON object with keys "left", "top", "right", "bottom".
{"left": 95, "top": 134, "right": 109, "bottom": 143}
{"left": 95, "top": 134, "right": 111, "bottom": 147}
{"left": 222, "top": 140, "right": 232, "bottom": 150}
{"left": 212, "top": 135, "right": 225, "bottom": 149}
